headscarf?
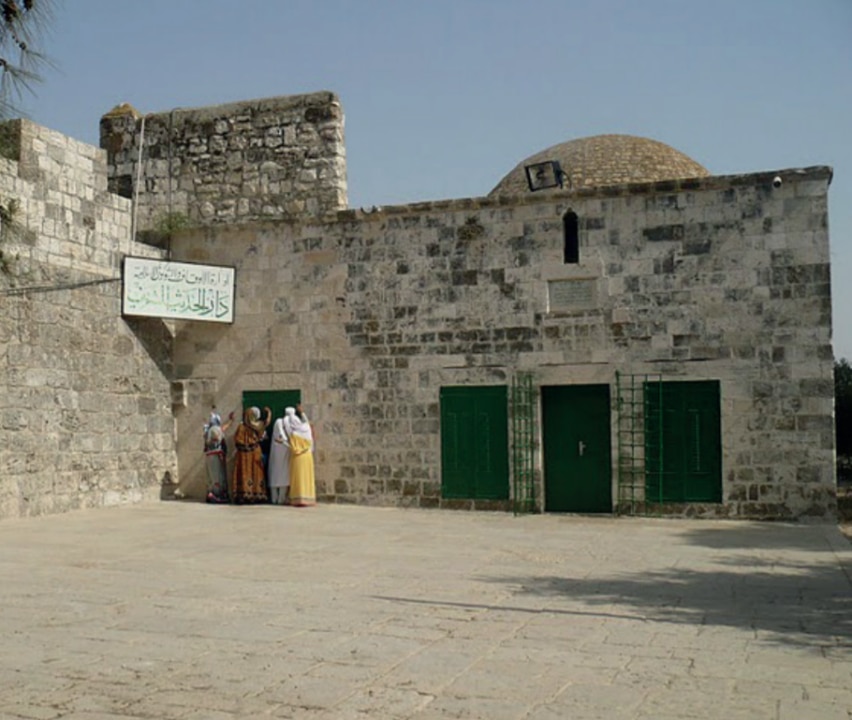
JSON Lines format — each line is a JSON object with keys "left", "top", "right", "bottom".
{"left": 289, "top": 410, "right": 313, "bottom": 444}
{"left": 203, "top": 409, "right": 222, "bottom": 447}
{"left": 288, "top": 410, "right": 313, "bottom": 457}
{"left": 283, "top": 407, "right": 297, "bottom": 438}
{"left": 244, "top": 406, "right": 265, "bottom": 432}
{"left": 205, "top": 424, "right": 224, "bottom": 450}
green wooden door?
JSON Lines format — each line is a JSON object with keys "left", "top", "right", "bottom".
{"left": 542, "top": 384, "right": 612, "bottom": 513}
{"left": 440, "top": 386, "right": 509, "bottom": 500}
{"left": 242, "top": 389, "right": 302, "bottom": 463}
{"left": 645, "top": 381, "right": 721, "bottom": 503}
{"left": 242, "top": 389, "right": 302, "bottom": 423}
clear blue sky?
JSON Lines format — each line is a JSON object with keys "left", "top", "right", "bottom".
{"left": 23, "top": 0, "right": 852, "bottom": 358}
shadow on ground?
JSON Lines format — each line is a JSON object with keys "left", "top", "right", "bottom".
{"left": 452, "top": 523, "right": 852, "bottom": 649}
{"left": 678, "top": 520, "right": 847, "bottom": 551}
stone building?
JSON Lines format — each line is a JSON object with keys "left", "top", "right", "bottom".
{"left": 0, "top": 90, "right": 836, "bottom": 520}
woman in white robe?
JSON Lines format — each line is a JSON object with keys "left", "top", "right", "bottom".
{"left": 268, "top": 407, "right": 296, "bottom": 505}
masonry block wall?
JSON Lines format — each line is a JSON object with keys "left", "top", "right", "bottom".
{"left": 170, "top": 167, "right": 835, "bottom": 519}
{"left": 99, "top": 91, "right": 347, "bottom": 233}
{"left": 0, "top": 120, "right": 178, "bottom": 520}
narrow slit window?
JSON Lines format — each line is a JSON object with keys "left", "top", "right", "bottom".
{"left": 563, "top": 211, "right": 579, "bottom": 264}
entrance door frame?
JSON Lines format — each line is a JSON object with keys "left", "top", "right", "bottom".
{"left": 541, "top": 383, "right": 613, "bottom": 514}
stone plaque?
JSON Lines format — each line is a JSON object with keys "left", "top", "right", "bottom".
{"left": 548, "top": 279, "right": 596, "bottom": 311}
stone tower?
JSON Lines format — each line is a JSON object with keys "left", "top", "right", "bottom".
{"left": 99, "top": 91, "right": 347, "bottom": 235}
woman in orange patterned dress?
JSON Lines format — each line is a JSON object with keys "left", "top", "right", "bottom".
{"left": 231, "top": 406, "right": 271, "bottom": 504}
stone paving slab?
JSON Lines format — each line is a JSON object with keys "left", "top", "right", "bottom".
{"left": 0, "top": 503, "right": 850, "bottom": 719}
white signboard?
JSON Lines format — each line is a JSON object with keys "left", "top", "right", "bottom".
{"left": 122, "top": 257, "right": 236, "bottom": 323}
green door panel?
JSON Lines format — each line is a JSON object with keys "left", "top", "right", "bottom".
{"left": 440, "top": 386, "right": 509, "bottom": 500}
{"left": 241, "top": 389, "right": 302, "bottom": 423}
{"left": 242, "top": 389, "right": 302, "bottom": 462}
{"left": 645, "top": 381, "right": 721, "bottom": 503}
{"left": 542, "top": 384, "right": 612, "bottom": 513}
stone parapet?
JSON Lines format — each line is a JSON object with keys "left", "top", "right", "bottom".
{"left": 99, "top": 92, "right": 348, "bottom": 234}
{"left": 336, "top": 166, "right": 833, "bottom": 221}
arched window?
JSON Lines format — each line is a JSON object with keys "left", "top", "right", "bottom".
{"left": 563, "top": 211, "right": 579, "bottom": 264}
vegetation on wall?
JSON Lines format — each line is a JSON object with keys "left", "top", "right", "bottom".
{"left": 0, "top": 196, "right": 18, "bottom": 274}
{"left": 155, "top": 211, "right": 191, "bottom": 236}
{"left": 0, "top": 196, "right": 35, "bottom": 280}
{"left": 0, "top": 118, "right": 18, "bottom": 159}
{"left": 137, "top": 211, "right": 192, "bottom": 248}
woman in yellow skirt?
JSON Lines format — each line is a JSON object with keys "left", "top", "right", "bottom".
{"left": 288, "top": 405, "right": 316, "bottom": 506}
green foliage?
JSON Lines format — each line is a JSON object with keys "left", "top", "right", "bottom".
{"left": 835, "top": 359, "right": 852, "bottom": 459}
{"left": 0, "top": 1, "right": 51, "bottom": 275}
{"left": 457, "top": 216, "right": 485, "bottom": 241}
{"left": 0, "top": 1, "right": 53, "bottom": 120}
{"left": 0, "top": 119, "right": 18, "bottom": 159}
{"left": 154, "top": 211, "right": 190, "bottom": 236}
{"left": 0, "top": 195, "right": 19, "bottom": 274}
{"left": 0, "top": 1, "right": 54, "bottom": 116}
{"left": 137, "top": 211, "right": 192, "bottom": 248}
{"left": 0, "top": 196, "right": 35, "bottom": 279}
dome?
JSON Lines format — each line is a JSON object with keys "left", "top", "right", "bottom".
{"left": 489, "top": 134, "right": 709, "bottom": 196}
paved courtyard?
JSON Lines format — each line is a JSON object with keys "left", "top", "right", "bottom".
{"left": 0, "top": 502, "right": 850, "bottom": 720}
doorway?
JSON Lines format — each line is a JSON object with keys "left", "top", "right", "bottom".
{"left": 542, "top": 384, "right": 612, "bottom": 513}
{"left": 241, "top": 389, "right": 302, "bottom": 467}
{"left": 440, "top": 385, "right": 509, "bottom": 500}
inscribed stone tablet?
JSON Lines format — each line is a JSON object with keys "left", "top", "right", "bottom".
{"left": 548, "top": 279, "right": 595, "bottom": 310}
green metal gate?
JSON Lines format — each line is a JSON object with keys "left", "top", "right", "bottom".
{"left": 511, "top": 372, "right": 536, "bottom": 515}
{"left": 615, "top": 372, "right": 663, "bottom": 515}
{"left": 617, "top": 374, "right": 723, "bottom": 513}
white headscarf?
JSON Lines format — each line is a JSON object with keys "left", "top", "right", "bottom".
{"left": 289, "top": 410, "right": 313, "bottom": 444}
{"left": 203, "top": 410, "right": 222, "bottom": 445}
{"left": 283, "top": 407, "right": 297, "bottom": 438}
{"left": 205, "top": 424, "right": 224, "bottom": 450}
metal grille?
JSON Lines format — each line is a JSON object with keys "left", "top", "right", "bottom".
{"left": 511, "top": 372, "right": 536, "bottom": 515}
{"left": 615, "top": 372, "right": 663, "bottom": 515}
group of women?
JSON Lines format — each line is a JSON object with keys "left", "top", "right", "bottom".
{"left": 203, "top": 404, "right": 316, "bottom": 507}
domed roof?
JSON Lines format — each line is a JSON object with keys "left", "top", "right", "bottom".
{"left": 489, "top": 134, "right": 709, "bottom": 196}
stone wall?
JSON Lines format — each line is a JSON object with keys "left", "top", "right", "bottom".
{"left": 99, "top": 91, "right": 347, "bottom": 234}
{"left": 169, "top": 167, "right": 835, "bottom": 519}
{"left": 0, "top": 120, "right": 178, "bottom": 520}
